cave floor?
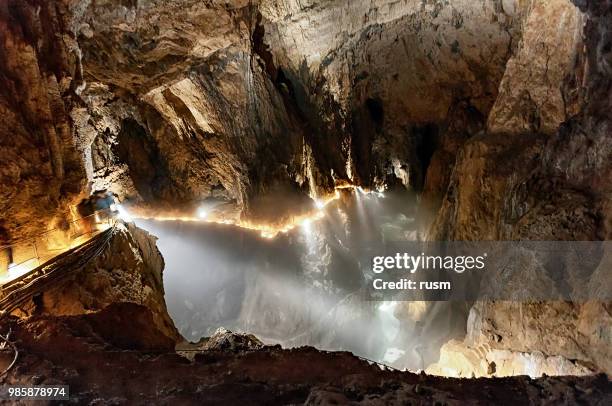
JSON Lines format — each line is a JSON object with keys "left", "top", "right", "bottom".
{"left": 0, "top": 304, "right": 609, "bottom": 405}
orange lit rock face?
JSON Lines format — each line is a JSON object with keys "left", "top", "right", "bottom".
{"left": 0, "top": 1, "right": 87, "bottom": 243}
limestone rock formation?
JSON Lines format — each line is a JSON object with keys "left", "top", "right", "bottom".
{"left": 0, "top": 0, "right": 610, "bottom": 387}
{"left": 18, "top": 222, "right": 179, "bottom": 343}
{"left": 261, "top": 0, "right": 520, "bottom": 188}
{"left": 464, "top": 301, "right": 611, "bottom": 374}
{"left": 0, "top": 0, "right": 602, "bottom": 233}
{"left": 427, "top": 338, "right": 594, "bottom": 378}
{"left": 1, "top": 0, "right": 593, "bottom": 231}
{"left": 198, "top": 327, "right": 264, "bottom": 352}
{"left": 2, "top": 0, "right": 529, "bottom": 224}
{"left": 424, "top": 0, "right": 612, "bottom": 377}
{"left": 0, "top": 1, "right": 87, "bottom": 242}
{"left": 69, "top": 0, "right": 313, "bottom": 218}
{"left": 487, "top": 0, "right": 585, "bottom": 135}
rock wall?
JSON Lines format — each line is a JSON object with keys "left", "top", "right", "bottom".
{"left": 5, "top": 0, "right": 531, "bottom": 223}
{"left": 69, "top": 0, "right": 314, "bottom": 214}
{"left": 424, "top": 0, "right": 611, "bottom": 376}
{"left": 487, "top": 0, "right": 585, "bottom": 135}
{"left": 1, "top": 0, "right": 585, "bottom": 230}
{"left": 0, "top": 0, "right": 87, "bottom": 242}
{"left": 261, "top": 0, "right": 521, "bottom": 188}
{"left": 0, "top": 0, "right": 598, "bottom": 234}
{"left": 429, "top": 0, "right": 607, "bottom": 242}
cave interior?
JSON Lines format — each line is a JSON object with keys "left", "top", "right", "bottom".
{"left": 0, "top": 0, "right": 611, "bottom": 404}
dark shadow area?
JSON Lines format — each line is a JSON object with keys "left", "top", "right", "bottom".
{"left": 113, "top": 118, "right": 172, "bottom": 202}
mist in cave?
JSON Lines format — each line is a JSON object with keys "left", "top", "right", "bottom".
{"left": 136, "top": 188, "right": 445, "bottom": 369}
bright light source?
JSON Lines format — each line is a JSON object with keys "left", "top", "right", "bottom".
{"left": 314, "top": 199, "right": 325, "bottom": 209}
{"left": 116, "top": 205, "right": 133, "bottom": 222}
{"left": 197, "top": 207, "right": 210, "bottom": 219}
{"left": 301, "top": 218, "right": 312, "bottom": 234}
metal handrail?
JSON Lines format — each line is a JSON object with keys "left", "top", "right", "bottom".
{"left": 0, "top": 226, "right": 117, "bottom": 312}
{"left": 0, "top": 209, "right": 117, "bottom": 279}
{"left": 0, "top": 208, "right": 116, "bottom": 250}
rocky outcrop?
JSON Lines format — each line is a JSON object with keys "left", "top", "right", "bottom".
{"left": 427, "top": 300, "right": 611, "bottom": 377}
{"left": 464, "top": 301, "right": 611, "bottom": 375}
{"left": 487, "top": 0, "right": 585, "bottom": 135}
{"left": 427, "top": 338, "right": 594, "bottom": 378}
{"left": 197, "top": 327, "right": 264, "bottom": 352}
{"left": 18, "top": 222, "right": 179, "bottom": 343}
{"left": 429, "top": 0, "right": 609, "bottom": 240}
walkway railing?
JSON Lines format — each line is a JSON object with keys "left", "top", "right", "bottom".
{"left": 0, "top": 209, "right": 118, "bottom": 285}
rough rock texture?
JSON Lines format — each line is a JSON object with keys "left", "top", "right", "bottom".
{"left": 1, "top": 0, "right": 610, "bottom": 386}
{"left": 429, "top": 132, "right": 549, "bottom": 240}
{"left": 463, "top": 301, "right": 611, "bottom": 375}
{"left": 430, "top": 0, "right": 610, "bottom": 241}
{"left": 17, "top": 223, "right": 179, "bottom": 343}
{"left": 0, "top": 313, "right": 609, "bottom": 405}
{"left": 418, "top": 0, "right": 585, "bottom": 219}
{"left": 195, "top": 327, "right": 264, "bottom": 352}
{"left": 487, "top": 0, "right": 585, "bottom": 135}
{"left": 0, "top": 0, "right": 597, "bottom": 231}
{"left": 0, "top": 0, "right": 590, "bottom": 228}
{"left": 0, "top": 0, "right": 87, "bottom": 242}
{"left": 425, "top": 0, "right": 612, "bottom": 377}
{"left": 428, "top": 338, "right": 593, "bottom": 378}
{"left": 68, "top": 0, "right": 313, "bottom": 218}
{"left": 62, "top": 0, "right": 521, "bottom": 220}
{"left": 39, "top": 0, "right": 531, "bottom": 219}
{"left": 261, "top": 0, "right": 521, "bottom": 189}
{"left": 427, "top": 301, "right": 611, "bottom": 378}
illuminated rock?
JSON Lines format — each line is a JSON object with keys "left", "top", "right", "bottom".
{"left": 17, "top": 222, "right": 179, "bottom": 343}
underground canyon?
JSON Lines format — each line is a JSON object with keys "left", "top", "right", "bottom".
{"left": 0, "top": 0, "right": 611, "bottom": 404}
